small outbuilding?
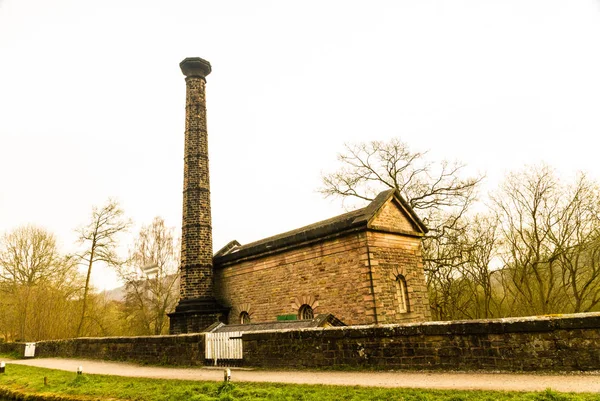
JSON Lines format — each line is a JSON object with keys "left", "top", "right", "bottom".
{"left": 206, "top": 314, "right": 346, "bottom": 334}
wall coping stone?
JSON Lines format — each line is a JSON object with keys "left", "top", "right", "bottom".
{"left": 8, "top": 312, "right": 600, "bottom": 347}
{"left": 33, "top": 333, "right": 205, "bottom": 346}
{"left": 242, "top": 312, "right": 600, "bottom": 340}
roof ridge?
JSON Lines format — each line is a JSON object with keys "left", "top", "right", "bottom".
{"left": 232, "top": 206, "right": 367, "bottom": 251}
{"left": 213, "top": 189, "right": 425, "bottom": 265}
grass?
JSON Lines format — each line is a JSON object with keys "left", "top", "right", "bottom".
{"left": 0, "top": 364, "right": 598, "bottom": 401}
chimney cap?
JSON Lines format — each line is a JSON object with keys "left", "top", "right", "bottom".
{"left": 180, "top": 57, "right": 212, "bottom": 78}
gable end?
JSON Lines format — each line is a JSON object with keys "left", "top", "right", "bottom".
{"left": 367, "top": 193, "right": 427, "bottom": 236}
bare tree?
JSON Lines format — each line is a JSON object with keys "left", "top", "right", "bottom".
{"left": 491, "top": 165, "right": 564, "bottom": 315}
{"left": 425, "top": 214, "right": 473, "bottom": 320}
{"left": 118, "top": 217, "right": 179, "bottom": 335}
{"left": 459, "top": 214, "right": 503, "bottom": 318}
{"left": 322, "top": 142, "right": 600, "bottom": 319}
{"left": 320, "top": 138, "right": 483, "bottom": 317}
{"left": 76, "top": 199, "right": 130, "bottom": 337}
{"left": 0, "top": 226, "right": 67, "bottom": 285}
{"left": 320, "top": 139, "right": 481, "bottom": 212}
{"left": 320, "top": 138, "right": 482, "bottom": 252}
{"left": 0, "top": 225, "right": 76, "bottom": 340}
{"left": 548, "top": 173, "right": 600, "bottom": 312}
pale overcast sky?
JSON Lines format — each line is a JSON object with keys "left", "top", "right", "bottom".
{"left": 1, "top": 1, "right": 599, "bottom": 289}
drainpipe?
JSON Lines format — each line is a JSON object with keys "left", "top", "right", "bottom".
{"left": 364, "top": 233, "right": 378, "bottom": 324}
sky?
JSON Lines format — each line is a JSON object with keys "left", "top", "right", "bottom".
{"left": 1, "top": 1, "right": 600, "bottom": 290}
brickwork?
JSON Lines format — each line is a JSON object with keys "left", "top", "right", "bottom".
{"left": 180, "top": 66, "right": 213, "bottom": 300}
{"left": 214, "top": 233, "right": 377, "bottom": 325}
{"left": 369, "top": 198, "right": 416, "bottom": 233}
{"left": 169, "top": 57, "right": 228, "bottom": 334}
{"left": 169, "top": 311, "right": 222, "bottom": 334}
{"left": 367, "top": 231, "right": 431, "bottom": 323}
{"left": 242, "top": 313, "right": 600, "bottom": 371}
{"left": 213, "top": 194, "right": 430, "bottom": 326}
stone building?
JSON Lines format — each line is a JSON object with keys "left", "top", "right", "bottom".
{"left": 169, "top": 57, "right": 431, "bottom": 334}
{"left": 213, "top": 189, "right": 431, "bottom": 326}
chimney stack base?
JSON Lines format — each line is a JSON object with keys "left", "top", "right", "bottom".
{"left": 168, "top": 298, "right": 229, "bottom": 334}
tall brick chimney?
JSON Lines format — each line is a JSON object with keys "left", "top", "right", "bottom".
{"left": 169, "top": 57, "right": 228, "bottom": 334}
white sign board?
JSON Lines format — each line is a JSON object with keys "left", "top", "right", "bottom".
{"left": 24, "top": 343, "right": 36, "bottom": 358}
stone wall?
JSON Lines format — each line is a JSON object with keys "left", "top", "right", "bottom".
{"left": 243, "top": 313, "right": 600, "bottom": 371}
{"left": 5, "top": 314, "right": 599, "bottom": 372}
{"left": 0, "top": 341, "right": 24, "bottom": 356}
{"left": 0, "top": 334, "right": 205, "bottom": 366}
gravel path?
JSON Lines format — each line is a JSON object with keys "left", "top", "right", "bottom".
{"left": 7, "top": 358, "right": 600, "bottom": 393}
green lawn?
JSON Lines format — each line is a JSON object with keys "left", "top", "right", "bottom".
{"left": 0, "top": 364, "right": 598, "bottom": 401}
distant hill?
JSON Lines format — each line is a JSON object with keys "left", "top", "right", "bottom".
{"left": 101, "top": 285, "right": 126, "bottom": 302}
{"left": 99, "top": 274, "right": 179, "bottom": 303}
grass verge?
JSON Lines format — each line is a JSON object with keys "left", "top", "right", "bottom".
{"left": 0, "top": 364, "right": 598, "bottom": 401}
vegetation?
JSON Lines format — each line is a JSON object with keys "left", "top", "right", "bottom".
{"left": 0, "top": 198, "right": 177, "bottom": 341}
{"left": 0, "top": 364, "right": 597, "bottom": 401}
{"left": 117, "top": 217, "right": 179, "bottom": 335}
{"left": 0, "top": 226, "right": 82, "bottom": 341}
{"left": 322, "top": 138, "right": 600, "bottom": 320}
{"left": 2, "top": 137, "right": 600, "bottom": 342}
{"left": 75, "top": 199, "right": 131, "bottom": 337}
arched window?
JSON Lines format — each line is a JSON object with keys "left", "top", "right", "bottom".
{"left": 395, "top": 275, "right": 410, "bottom": 313}
{"left": 239, "top": 311, "right": 251, "bottom": 324}
{"left": 298, "top": 304, "right": 314, "bottom": 320}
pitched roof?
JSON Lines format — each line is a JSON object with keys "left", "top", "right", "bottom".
{"left": 207, "top": 314, "right": 345, "bottom": 333}
{"left": 213, "top": 189, "right": 427, "bottom": 266}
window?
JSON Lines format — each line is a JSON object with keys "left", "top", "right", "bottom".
{"left": 298, "top": 304, "right": 314, "bottom": 320}
{"left": 395, "top": 275, "right": 410, "bottom": 313}
{"left": 239, "top": 311, "right": 251, "bottom": 324}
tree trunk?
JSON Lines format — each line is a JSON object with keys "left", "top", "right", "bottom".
{"left": 76, "top": 246, "right": 95, "bottom": 337}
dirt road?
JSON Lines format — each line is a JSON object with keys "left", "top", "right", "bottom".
{"left": 8, "top": 358, "right": 600, "bottom": 393}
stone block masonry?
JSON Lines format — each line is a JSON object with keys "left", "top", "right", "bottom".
{"left": 212, "top": 190, "right": 431, "bottom": 326}
{"left": 5, "top": 313, "right": 600, "bottom": 372}
{"left": 242, "top": 313, "right": 600, "bottom": 371}
{"left": 367, "top": 231, "right": 431, "bottom": 324}
{"left": 213, "top": 229, "right": 431, "bottom": 326}
{"left": 179, "top": 58, "right": 214, "bottom": 301}
{"left": 214, "top": 232, "right": 376, "bottom": 325}
{"left": 0, "top": 334, "right": 206, "bottom": 366}
{"left": 169, "top": 57, "right": 228, "bottom": 334}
